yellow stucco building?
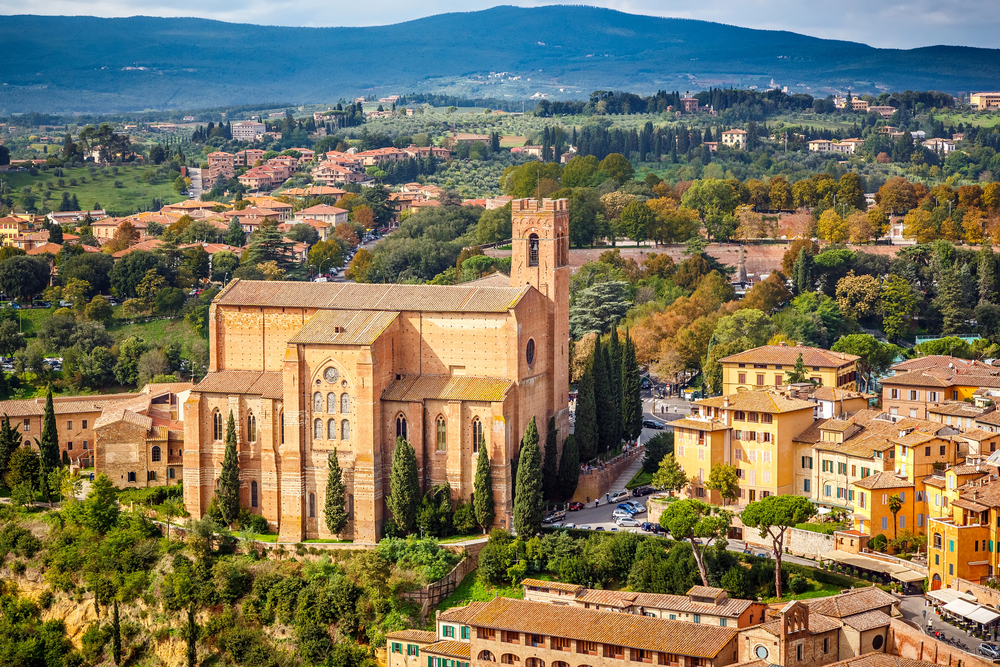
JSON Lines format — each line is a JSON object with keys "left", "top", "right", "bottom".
{"left": 719, "top": 345, "right": 859, "bottom": 395}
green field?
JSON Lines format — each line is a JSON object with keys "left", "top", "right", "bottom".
{"left": 0, "top": 164, "right": 186, "bottom": 215}
{"left": 16, "top": 308, "right": 199, "bottom": 351}
{"left": 933, "top": 111, "right": 1000, "bottom": 128}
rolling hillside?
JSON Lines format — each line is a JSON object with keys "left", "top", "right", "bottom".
{"left": 1, "top": 5, "right": 999, "bottom": 113}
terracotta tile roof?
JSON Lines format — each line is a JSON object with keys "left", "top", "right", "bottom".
{"left": 382, "top": 375, "right": 513, "bottom": 403}
{"left": 955, "top": 428, "right": 999, "bottom": 441}
{"left": 922, "top": 475, "right": 946, "bottom": 488}
{"left": 892, "top": 431, "right": 941, "bottom": 447}
{"left": 572, "top": 588, "right": 759, "bottom": 618}
{"left": 838, "top": 610, "right": 892, "bottom": 631}
{"left": 577, "top": 589, "right": 637, "bottom": 607}
{"left": 720, "top": 345, "right": 858, "bottom": 367}
{"left": 423, "top": 641, "right": 471, "bottom": 659}
{"left": 27, "top": 242, "right": 62, "bottom": 256}
{"left": 521, "top": 579, "right": 584, "bottom": 593}
{"left": 670, "top": 418, "right": 731, "bottom": 432}
{"left": 94, "top": 406, "right": 153, "bottom": 431}
{"left": 928, "top": 403, "right": 987, "bottom": 417}
{"left": 687, "top": 586, "right": 725, "bottom": 598}
{"left": 793, "top": 418, "right": 830, "bottom": 444}
{"left": 466, "top": 597, "right": 738, "bottom": 658}
{"left": 194, "top": 371, "right": 283, "bottom": 399}
{"left": 806, "top": 586, "right": 897, "bottom": 618}
{"left": 288, "top": 310, "right": 398, "bottom": 346}
{"left": 952, "top": 497, "right": 990, "bottom": 512}
{"left": 759, "top": 611, "right": 842, "bottom": 635}
{"left": 810, "top": 387, "right": 871, "bottom": 402}
{"left": 882, "top": 369, "right": 954, "bottom": 387}
{"left": 853, "top": 471, "right": 913, "bottom": 490}
{"left": 696, "top": 391, "right": 816, "bottom": 414}
{"left": 386, "top": 629, "right": 436, "bottom": 642}
{"left": 439, "top": 601, "right": 488, "bottom": 624}
{"left": 731, "top": 661, "right": 769, "bottom": 667}
{"left": 142, "top": 382, "right": 194, "bottom": 396}
{"left": 822, "top": 419, "right": 857, "bottom": 432}
{"left": 977, "top": 412, "right": 1000, "bottom": 426}
{"left": 215, "top": 280, "right": 529, "bottom": 314}
{"left": 824, "top": 655, "right": 941, "bottom": 667}
{"left": 892, "top": 356, "right": 973, "bottom": 372}
{"left": 0, "top": 400, "right": 44, "bottom": 417}
{"left": 299, "top": 204, "right": 348, "bottom": 215}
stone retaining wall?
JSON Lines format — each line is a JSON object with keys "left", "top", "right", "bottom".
{"left": 573, "top": 446, "right": 644, "bottom": 503}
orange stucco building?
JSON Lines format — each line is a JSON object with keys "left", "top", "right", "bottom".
{"left": 183, "top": 198, "right": 571, "bottom": 543}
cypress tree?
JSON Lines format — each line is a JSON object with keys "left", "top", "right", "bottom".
{"left": 387, "top": 436, "right": 420, "bottom": 534}
{"left": 592, "top": 338, "right": 614, "bottom": 455}
{"left": 575, "top": 365, "right": 598, "bottom": 462}
{"left": 793, "top": 247, "right": 813, "bottom": 295}
{"left": 0, "top": 416, "right": 21, "bottom": 490}
{"left": 608, "top": 329, "right": 623, "bottom": 447}
{"left": 621, "top": 332, "right": 643, "bottom": 442}
{"left": 542, "top": 417, "right": 559, "bottom": 501}
{"left": 216, "top": 410, "right": 241, "bottom": 526}
{"left": 324, "top": 451, "right": 348, "bottom": 535}
{"left": 557, "top": 434, "right": 580, "bottom": 501}
{"left": 513, "top": 417, "right": 543, "bottom": 537}
{"left": 979, "top": 240, "right": 995, "bottom": 305}
{"left": 185, "top": 603, "right": 198, "bottom": 667}
{"left": 39, "top": 385, "right": 59, "bottom": 471}
{"left": 112, "top": 598, "right": 122, "bottom": 666}
{"left": 473, "top": 433, "right": 495, "bottom": 532}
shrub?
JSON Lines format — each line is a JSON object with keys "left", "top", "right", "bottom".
{"left": 10, "top": 559, "right": 26, "bottom": 575}
{"left": 237, "top": 510, "right": 270, "bottom": 535}
{"left": 869, "top": 534, "right": 888, "bottom": 552}
{"left": 789, "top": 575, "right": 809, "bottom": 594}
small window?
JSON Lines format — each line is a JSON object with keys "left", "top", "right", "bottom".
{"left": 436, "top": 417, "right": 447, "bottom": 452}
{"left": 67, "top": 420, "right": 73, "bottom": 430}
{"left": 280, "top": 412, "right": 285, "bottom": 444}
{"left": 328, "top": 419, "right": 337, "bottom": 440}
{"left": 247, "top": 413, "right": 257, "bottom": 442}
{"left": 251, "top": 480, "right": 258, "bottom": 507}
{"left": 396, "top": 415, "right": 407, "bottom": 440}
{"left": 314, "top": 418, "right": 322, "bottom": 440}
{"left": 82, "top": 419, "right": 87, "bottom": 429}
{"left": 526, "top": 339, "right": 535, "bottom": 366}
{"left": 309, "top": 492, "right": 316, "bottom": 517}
{"left": 528, "top": 233, "right": 539, "bottom": 266}
{"left": 167, "top": 467, "right": 175, "bottom": 479}
{"left": 147, "top": 471, "right": 157, "bottom": 482}
{"left": 83, "top": 440, "right": 89, "bottom": 450}
{"left": 213, "top": 411, "right": 223, "bottom": 440}
{"left": 23, "top": 419, "right": 30, "bottom": 432}
{"left": 341, "top": 393, "right": 350, "bottom": 414}
{"left": 67, "top": 441, "right": 73, "bottom": 451}
{"left": 127, "top": 471, "right": 136, "bottom": 482}
{"left": 151, "top": 445, "right": 161, "bottom": 462}
{"left": 472, "top": 418, "right": 483, "bottom": 453}
{"left": 327, "top": 393, "right": 336, "bottom": 414}
{"left": 313, "top": 392, "right": 323, "bottom": 413}
{"left": 342, "top": 420, "right": 350, "bottom": 441}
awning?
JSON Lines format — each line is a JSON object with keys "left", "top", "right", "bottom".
{"left": 943, "top": 599, "right": 979, "bottom": 618}
{"left": 927, "top": 589, "right": 976, "bottom": 605}
{"left": 969, "top": 607, "right": 1000, "bottom": 625}
{"left": 942, "top": 599, "right": 1000, "bottom": 625}
{"left": 822, "top": 551, "right": 925, "bottom": 582}
{"left": 892, "top": 570, "right": 926, "bottom": 583}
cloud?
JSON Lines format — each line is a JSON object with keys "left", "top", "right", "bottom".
{"left": 2, "top": 0, "right": 998, "bottom": 49}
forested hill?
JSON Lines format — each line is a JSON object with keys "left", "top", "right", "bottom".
{"left": 2, "top": 5, "right": 1000, "bottom": 113}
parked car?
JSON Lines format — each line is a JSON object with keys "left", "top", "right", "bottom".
{"left": 314, "top": 277, "right": 329, "bottom": 283}
{"left": 617, "top": 503, "right": 637, "bottom": 514}
{"left": 595, "top": 527, "right": 605, "bottom": 531}
{"left": 632, "top": 486, "right": 654, "bottom": 497}
{"left": 578, "top": 525, "right": 592, "bottom": 531}
{"left": 642, "top": 419, "right": 665, "bottom": 430}
{"left": 979, "top": 644, "right": 1000, "bottom": 660}
{"left": 567, "top": 501, "right": 584, "bottom": 511}
{"left": 641, "top": 522, "right": 655, "bottom": 532}
{"left": 611, "top": 491, "right": 629, "bottom": 503}
{"left": 616, "top": 517, "right": 641, "bottom": 527}
{"left": 611, "top": 509, "right": 632, "bottom": 520}
{"left": 624, "top": 501, "right": 646, "bottom": 513}
{"left": 562, "top": 523, "right": 575, "bottom": 530}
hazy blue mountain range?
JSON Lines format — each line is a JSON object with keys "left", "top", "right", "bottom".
{"left": 2, "top": 5, "right": 999, "bottom": 114}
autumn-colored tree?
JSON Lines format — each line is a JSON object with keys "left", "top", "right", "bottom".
{"left": 963, "top": 208, "right": 986, "bottom": 245}
{"left": 876, "top": 177, "right": 918, "bottom": 215}
{"left": 940, "top": 216, "right": 961, "bottom": 242}
{"left": 902, "top": 209, "right": 937, "bottom": 243}
{"left": 646, "top": 198, "right": 700, "bottom": 244}
{"left": 600, "top": 191, "right": 637, "bottom": 220}
{"left": 740, "top": 273, "right": 791, "bottom": 313}
{"left": 352, "top": 205, "right": 374, "bottom": 228}
{"left": 769, "top": 176, "right": 793, "bottom": 211}
{"left": 838, "top": 172, "right": 867, "bottom": 211}
{"left": 345, "top": 248, "right": 374, "bottom": 282}
{"left": 781, "top": 239, "right": 819, "bottom": 275}
{"left": 792, "top": 179, "right": 818, "bottom": 209}
{"left": 835, "top": 271, "right": 881, "bottom": 319}
{"left": 959, "top": 185, "right": 984, "bottom": 209}
{"left": 105, "top": 220, "right": 140, "bottom": 253}
{"left": 867, "top": 207, "right": 890, "bottom": 238}
{"left": 744, "top": 179, "right": 769, "bottom": 209}
{"left": 733, "top": 205, "right": 766, "bottom": 242}
{"left": 333, "top": 223, "right": 360, "bottom": 248}
{"left": 847, "top": 211, "right": 875, "bottom": 244}
{"left": 817, "top": 209, "right": 848, "bottom": 243}
{"left": 640, "top": 252, "right": 676, "bottom": 279}
{"left": 983, "top": 183, "right": 1000, "bottom": 212}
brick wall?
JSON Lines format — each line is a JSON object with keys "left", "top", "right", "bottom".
{"left": 888, "top": 617, "right": 994, "bottom": 667}
{"left": 573, "top": 446, "right": 644, "bottom": 504}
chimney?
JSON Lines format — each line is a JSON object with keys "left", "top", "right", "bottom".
{"left": 723, "top": 396, "right": 730, "bottom": 408}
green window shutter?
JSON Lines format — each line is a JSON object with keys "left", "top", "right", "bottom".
{"left": 429, "top": 656, "right": 434, "bottom": 667}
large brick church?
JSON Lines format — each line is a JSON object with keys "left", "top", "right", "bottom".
{"left": 183, "top": 198, "right": 570, "bottom": 543}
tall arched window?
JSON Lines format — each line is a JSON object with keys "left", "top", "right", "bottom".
{"left": 151, "top": 445, "right": 161, "bottom": 462}
{"left": 279, "top": 412, "right": 284, "bottom": 444}
{"left": 342, "top": 420, "right": 350, "bottom": 441}
{"left": 327, "top": 393, "right": 336, "bottom": 414}
{"left": 436, "top": 416, "right": 447, "bottom": 452}
{"left": 213, "top": 410, "right": 223, "bottom": 441}
{"left": 472, "top": 418, "right": 483, "bottom": 453}
{"left": 314, "top": 418, "right": 322, "bottom": 440}
{"left": 341, "top": 393, "right": 350, "bottom": 414}
{"left": 247, "top": 412, "right": 257, "bottom": 442}
{"left": 309, "top": 492, "right": 316, "bottom": 518}
{"left": 528, "top": 233, "right": 539, "bottom": 266}
{"left": 396, "top": 415, "right": 407, "bottom": 440}
{"left": 328, "top": 419, "right": 337, "bottom": 440}
{"left": 313, "top": 392, "right": 323, "bottom": 413}
{"left": 251, "top": 481, "right": 258, "bottom": 507}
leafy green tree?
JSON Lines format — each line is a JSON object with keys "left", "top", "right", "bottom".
{"left": 888, "top": 494, "right": 903, "bottom": 539}
{"left": 704, "top": 463, "right": 740, "bottom": 506}
{"left": 620, "top": 200, "right": 654, "bottom": 244}
{"left": 60, "top": 252, "right": 113, "bottom": 296}
{"left": 325, "top": 451, "right": 348, "bottom": 535}
{"left": 557, "top": 434, "right": 580, "bottom": 501}
{"left": 0, "top": 319, "right": 25, "bottom": 358}
{"left": 109, "top": 250, "right": 167, "bottom": 299}
{"left": 607, "top": 328, "right": 623, "bottom": 447}
{"left": 388, "top": 437, "right": 419, "bottom": 534}
{"left": 880, "top": 275, "right": 918, "bottom": 341}
{"left": 112, "top": 598, "right": 122, "bottom": 665}
{"left": 741, "top": 495, "right": 817, "bottom": 598}
{"left": 569, "top": 281, "right": 632, "bottom": 338}
{"left": 598, "top": 153, "right": 635, "bottom": 182}
{"left": 659, "top": 499, "right": 732, "bottom": 586}
{"left": 6, "top": 445, "right": 39, "bottom": 492}
{"left": 980, "top": 241, "right": 996, "bottom": 306}
{"left": 85, "top": 295, "right": 113, "bottom": 325}
{"left": 216, "top": 411, "right": 241, "bottom": 526}
{"left": 81, "top": 473, "right": 119, "bottom": 533}
{"left": 473, "top": 434, "right": 495, "bottom": 532}
{"left": 308, "top": 240, "right": 344, "bottom": 275}
{"left": 542, "top": 417, "right": 559, "bottom": 501}
{"left": 575, "top": 364, "right": 598, "bottom": 461}
{"left": 113, "top": 336, "right": 148, "bottom": 386}
{"left": 785, "top": 353, "right": 809, "bottom": 384}
{"left": 513, "top": 417, "right": 543, "bottom": 537}
{"left": 0, "top": 415, "right": 19, "bottom": 486}
{"left": 0, "top": 256, "right": 50, "bottom": 302}
{"left": 651, "top": 455, "right": 689, "bottom": 494}
{"left": 39, "top": 385, "right": 59, "bottom": 472}
{"left": 621, "top": 332, "right": 643, "bottom": 442}
{"left": 832, "top": 334, "right": 901, "bottom": 393}
{"left": 642, "top": 432, "right": 673, "bottom": 474}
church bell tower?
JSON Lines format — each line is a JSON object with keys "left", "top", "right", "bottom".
{"left": 510, "top": 198, "right": 570, "bottom": 436}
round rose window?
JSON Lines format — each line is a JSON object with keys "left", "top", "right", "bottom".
{"left": 324, "top": 367, "right": 339, "bottom": 383}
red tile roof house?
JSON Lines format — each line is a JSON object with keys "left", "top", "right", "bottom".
{"left": 279, "top": 219, "right": 330, "bottom": 242}
{"left": 294, "top": 205, "right": 348, "bottom": 225}
{"left": 222, "top": 208, "right": 281, "bottom": 234}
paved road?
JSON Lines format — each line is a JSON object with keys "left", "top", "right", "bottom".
{"left": 898, "top": 594, "right": 996, "bottom": 657}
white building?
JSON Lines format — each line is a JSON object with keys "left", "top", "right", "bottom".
{"left": 232, "top": 121, "right": 266, "bottom": 141}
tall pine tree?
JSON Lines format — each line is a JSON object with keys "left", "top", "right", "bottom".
{"left": 39, "top": 385, "right": 59, "bottom": 471}
{"left": 979, "top": 241, "right": 995, "bottom": 305}
{"left": 575, "top": 365, "right": 598, "bottom": 462}
{"left": 557, "top": 434, "right": 580, "bottom": 501}
{"left": 473, "top": 433, "right": 495, "bottom": 532}
{"left": 387, "top": 437, "right": 419, "bottom": 534}
{"left": 324, "top": 451, "right": 348, "bottom": 535}
{"left": 513, "top": 417, "right": 543, "bottom": 537}
{"left": 592, "top": 338, "right": 615, "bottom": 455}
{"left": 216, "top": 410, "right": 241, "bottom": 526}
{"left": 112, "top": 598, "right": 122, "bottom": 666}
{"left": 621, "top": 332, "right": 643, "bottom": 442}
{"left": 542, "top": 417, "right": 559, "bottom": 501}
{"left": 608, "top": 329, "right": 623, "bottom": 447}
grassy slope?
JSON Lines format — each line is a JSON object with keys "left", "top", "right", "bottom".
{"left": 1, "top": 164, "right": 185, "bottom": 215}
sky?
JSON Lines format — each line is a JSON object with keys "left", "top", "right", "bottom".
{"left": 1, "top": 0, "right": 995, "bottom": 50}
